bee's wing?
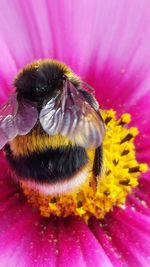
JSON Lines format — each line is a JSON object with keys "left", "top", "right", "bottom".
{"left": 40, "top": 81, "right": 105, "bottom": 148}
{"left": 0, "top": 93, "right": 38, "bottom": 149}
{"left": 15, "top": 98, "right": 38, "bottom": 135}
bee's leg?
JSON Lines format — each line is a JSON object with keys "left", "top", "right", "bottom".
{"left": 91, "top": 146, "right": 103, "bottom": 192}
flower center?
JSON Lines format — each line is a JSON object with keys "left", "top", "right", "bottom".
{"left": 20, "top": 109, "right": 148, "bottom": 222}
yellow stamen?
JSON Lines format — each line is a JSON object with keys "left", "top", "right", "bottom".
{"left": 20, "top": 109, "right": 148, "bottom": 223}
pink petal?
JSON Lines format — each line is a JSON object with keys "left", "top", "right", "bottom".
{"left": 124, "top": 92, "right": 150, "bottom": 165}
{"left": 96, "top": 208, "right": 150, "bottom": 267}
{"left": 0, "top": 199, "right": 114, "bottom": 267}
{"left": 127, "top": 193, "right": 150, "bottom": 217}
{"left": 56, "top": 217, "right": 113, "bottom": 267}
{"left": 0, "top": 0, "right": 150, "bottom": 109}
{"left": 90, "top": 220, "right": 125, "bottom": 267}
{"left": 132, "top": 171, "right": 150, "bottom": 210}
{"left": 0, "top": 154, "right": 18, "bottom": 201}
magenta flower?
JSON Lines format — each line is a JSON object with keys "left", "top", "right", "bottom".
{"left": 0, "top": 0, "right": 150, "bottom": 266}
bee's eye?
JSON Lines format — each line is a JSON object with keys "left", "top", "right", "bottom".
{"left": 35, "top": 87, "right": 41, "bottom": 94}
{"left": 35, "top": 86, "right": 48, "bottom": 96}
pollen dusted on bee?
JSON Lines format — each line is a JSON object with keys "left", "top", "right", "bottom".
{"left": 20, "top": 109, "right": 148, "bottom": 223}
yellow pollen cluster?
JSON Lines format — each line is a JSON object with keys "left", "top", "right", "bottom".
{"left": 20, "top": 110, "right": 148, "bottom": 222}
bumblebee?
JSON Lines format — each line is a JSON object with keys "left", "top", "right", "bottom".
{"left": 0, "top": 60, "right": 105, "bottom": 194}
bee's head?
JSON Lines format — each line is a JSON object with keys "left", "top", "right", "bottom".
{"left": 14, "top": 60, "right": 80, "bottom": 102}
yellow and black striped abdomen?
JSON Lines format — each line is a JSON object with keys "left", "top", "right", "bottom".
{"left": 4, "top": 128, "right": 95, "bottom": 184}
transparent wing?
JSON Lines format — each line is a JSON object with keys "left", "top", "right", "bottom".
{"left": 40, "top": 81, "right": 105, "bottom": 148}
{"left": 0, "top": 93, "right": 18, "bottom": 148}
{"left": 39, "top": 92, "right": 63, "bottom": 136}
{"left": 0, "top": 93, "right": 38, "bottom": 149}
{"left": 16, "top": 98, "right": 39, "bottom": 135}
{"left": 0, "top": 130, "right": 10, "bottom": 149}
